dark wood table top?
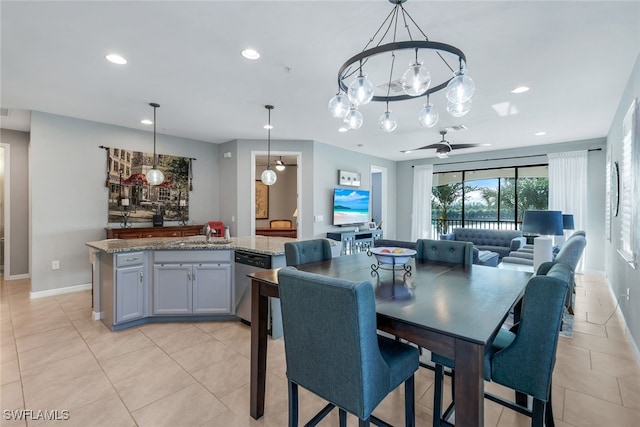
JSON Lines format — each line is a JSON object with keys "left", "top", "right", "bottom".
{"left": 250, "top": 252, "right": 531, "bottom": 346}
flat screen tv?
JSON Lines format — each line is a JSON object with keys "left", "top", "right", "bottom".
{"left": 333, "top": 188, "right": 370, "bottom": 226}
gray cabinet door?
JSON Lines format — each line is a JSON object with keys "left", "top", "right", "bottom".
{"left": 115, "top": 265, "right": 145, "bottom": 323}
{"left": 192, "top": 263, "right": 232, "bottom": 314}
{"left": 153, "top": 264, "right": 192, "bottom": 314}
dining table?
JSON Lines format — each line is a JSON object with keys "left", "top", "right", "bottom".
{"left": 249, "top": 251, "right": 532, "bottom": 426}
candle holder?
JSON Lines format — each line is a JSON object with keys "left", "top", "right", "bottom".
{"left": 178, "top": 205, "right": 188, "bottom": 226}
{"left": 120, "top": 206, "right": 132, "bottom": 228}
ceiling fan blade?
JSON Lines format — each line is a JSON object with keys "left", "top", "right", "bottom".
{"left": 413, "top": 143, "right": 445, "bottom": 150}
{"left": 450, "top": 143, "right": 491, "bottom": 149}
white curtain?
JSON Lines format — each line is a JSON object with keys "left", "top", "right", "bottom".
{"left": 411, "top": 164, "right": 434, "bottom": 241}
{"left": 548, "top": 150, "right": 588, "bottom": 271}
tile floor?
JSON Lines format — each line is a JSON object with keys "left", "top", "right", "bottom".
{"left": 1, "top": 273, "right": 639, "bottom": 426}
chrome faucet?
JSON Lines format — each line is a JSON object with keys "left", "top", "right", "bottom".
{"left": 202, "top": 224, "right": 216, "bottom": 242}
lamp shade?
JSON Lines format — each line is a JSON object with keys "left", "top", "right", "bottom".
{"left": 562, "top": 214, "right": 575, "bottom": 230}
{"left": 522, "top": 210, "right": 564, "bottom": 236}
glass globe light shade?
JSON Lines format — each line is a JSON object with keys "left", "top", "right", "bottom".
{"left": 446, "top": 70, "right": 475, "bottom": 103}
{"left": 446, "top": 99, "right": 472, "bottom": 117}
{"left": 378, "top": 111, "right": 398, "bottom": 133}
{"left": 328, "top": 94, "right": 350, "bottom": 118}
{"left": 146, "top": 168, "right": 164, "bottom": 186}
{"left": 261, "top": 168, "right": 277, "bottom": 186}
{"left": 418, "top": 104, "right": 439, "bottom": 128}
{"left": 347, "top": 75, "right": 374, "bottom": 106}
{"left": 343, "top": 108, "right": 363, "bottom": 130}
{"left": 401, "top": 62, "right": 431, "bottom": 97}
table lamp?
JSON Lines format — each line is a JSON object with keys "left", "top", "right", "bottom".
{"left": 555, "top": 214, "right": 575, "bottom": 248}
{"left": 522, "top": 210, "right": 563, "bottom": 270}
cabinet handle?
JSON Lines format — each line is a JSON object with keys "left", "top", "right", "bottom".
{"left": 139, "top": 271, "right": 143, "bottom": 281}
{"left": 125, "top": 257, "right": 139, "bottom": 262}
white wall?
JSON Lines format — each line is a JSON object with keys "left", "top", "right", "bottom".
{"left": 605, "top": 54, "right": 640, "bottom": 353}
{"left": 29, "top": 112, "right": 219, "bottom": 293}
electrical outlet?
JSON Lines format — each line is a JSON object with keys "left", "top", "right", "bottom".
{"left": 51, "top": 260, "right": 60, "bottom": 270}
{"left": 626, "top": 288, "right": 630, "bottom": 301}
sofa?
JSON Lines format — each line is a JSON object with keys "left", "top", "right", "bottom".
{"left": 440, "top": 228, "right": 526, "bottom": 259}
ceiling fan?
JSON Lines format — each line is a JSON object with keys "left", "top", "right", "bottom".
{"left": 403, "top": 130, "right": 490, "bottom": 159}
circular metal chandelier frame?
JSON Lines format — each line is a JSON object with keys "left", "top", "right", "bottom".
{"left": 337, "top": 40, "right": 467, "bottom": 103}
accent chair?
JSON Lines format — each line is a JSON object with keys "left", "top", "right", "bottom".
{"left": 284, "top": 239, "right": 333, "bottom": 266}
{"left": 277, "top": 266, "right": 420, "bottom": 426}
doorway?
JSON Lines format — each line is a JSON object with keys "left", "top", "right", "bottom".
{"left": 0, "top": 144, "right": 9, "bottom": 278}
{"left": 252, "top": 151, "right": 302, "bottom": 237}
{"left": 370, "top": 165, "right": 387, "bottom": 235}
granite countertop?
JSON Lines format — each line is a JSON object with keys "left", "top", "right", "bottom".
{"left": 86, "top": 235, "right": 297, "bottom": 256}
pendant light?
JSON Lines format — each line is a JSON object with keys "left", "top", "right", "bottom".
{"left": 145, "top": 102, "right": 164, "bottom": 186}
{"left": 261, "top": 105, "right": 277, "bottom": 186}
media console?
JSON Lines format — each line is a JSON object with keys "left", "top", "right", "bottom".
{"left": 327, "top": 229, "right": 383, "bottom": 255}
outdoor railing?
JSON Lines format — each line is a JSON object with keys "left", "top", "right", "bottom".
{"left": 431, "top": 219, "right": 521, "bottom": 237}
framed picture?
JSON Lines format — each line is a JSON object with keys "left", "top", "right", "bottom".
{"left": 368, "top": 221, "right": 377, "bottom": 230}
{"left": 255, "top": 180, "right": 269, "bottom": 219}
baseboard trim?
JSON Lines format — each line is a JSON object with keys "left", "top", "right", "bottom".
{"left": 5, "top": 273, "right": 31, "bottom": 281}
{"left": 30, "top": 283, "right": 92, "bottom": 299}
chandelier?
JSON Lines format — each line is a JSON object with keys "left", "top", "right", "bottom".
{"left": 328, "top": 0, "right": 475, "bottom": 132}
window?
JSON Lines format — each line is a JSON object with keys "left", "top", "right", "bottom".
{"left": 431, "top": 165, "right": 548, "bottom": 235}
{"left": 620, "top": 99, "right": 636, "bottom": 262}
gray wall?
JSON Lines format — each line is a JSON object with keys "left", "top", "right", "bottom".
{"left": 605, "top": 54, "right": 640, "bottom": 351}
{"left": 29, "top": 112, "right": 219, "bottom": 293}
{"left": 0, "top": 129, "right": 29, "bottom": 276}
{"left": 396, "top": 138, "right": 607, "bottom": 272}
{"left": 312, "top": 142, "right": 397, "bottom": 239}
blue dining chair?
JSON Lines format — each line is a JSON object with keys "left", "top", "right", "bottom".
{"left": 278, "top": 266, "right": 420, "bottom": 427}
{"left": 415, "top": 239, "right": 473, "bottom": 266}
{"left": 284, "top": 239, "right": 333, "bottom": 266}
{"left": 431, "top": 263, "right": 570, "bottom": 427}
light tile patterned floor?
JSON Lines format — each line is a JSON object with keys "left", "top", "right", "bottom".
{"left": 1, "top": 274, "right": 639, "bottom": 426}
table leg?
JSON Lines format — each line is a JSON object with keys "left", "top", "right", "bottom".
{"left": 454, "top": 339, "right": 484, "bottom": 427}
{"left": 250, "top": 280, "right": 269, "bottom": 419}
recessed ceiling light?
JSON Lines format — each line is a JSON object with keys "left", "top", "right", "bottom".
{"left": 241, "top": 48, "right": 260, "bottom": 60}
{"left": 105, "top": 54, "right": 127, "bottom": 65}
{"left": 511, "top": 86, "right": 530, "bottom": 94}
{"left": 534, "top": 131, "right": 547, "bottom": 136}
{"left": 140, "top": 119, "right": 153, "bottom": 125}
{"left": 338, "top": 127, "right": 348, "bottom": 133}
{"left": 401, "top": 150, "right": 412, "bottom": 153}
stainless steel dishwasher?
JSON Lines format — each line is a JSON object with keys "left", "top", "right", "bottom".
{"left": 234, "top": 250, "right": 284, "bottom": 338}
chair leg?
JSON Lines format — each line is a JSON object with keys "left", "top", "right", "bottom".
{"left": 359, "top": 418, "right": 370, "bottom": 427}
{"left": 288, "top": 380, "right": 298, "bottom": 427}
{"left": 545, "top": 387, "right": 555, "bottom": 427}
{"left": 433, "top": 364, "right": 444, "bottom": 427}
{"left": 531, "top": 398, "right": 544, "bottom": 427}
{"left": 339, "top": 409, "right": 347, "bottom": 427}
{"left": 404, "top": 374, "right": 415, "bottom": 427}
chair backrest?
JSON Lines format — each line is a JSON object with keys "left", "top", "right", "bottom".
{"left": 284, "top": 239, "right": 333, "bottom": 266}
{"left": 554, "top": 235, "right": 586, "bottom": 270}
{"left": 568, "top": 230, "right": 586, "bottom": 239}
{"left": 373, "top": 239, "right": 416, "bottom": 250}
{"left": 415, "top": 239, "right": 474, "bottom": 265}
{"left": 207, "top": 221, "right": 224, "bottom": 236}
{"left": 270, "top": 219, "right": 292, "bottom": 228}
{"left": 278, "top": 266, "right": 389, "bottom": 418}
{"left": 490, "top": 264, "right": 569, "bottom": 401}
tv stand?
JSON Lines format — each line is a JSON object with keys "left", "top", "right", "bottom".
{"left": 327, "top": 229, "right": 383, "bottom": 255}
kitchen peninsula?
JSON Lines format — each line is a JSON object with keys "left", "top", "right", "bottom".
{"left": 86, "top": 235, "right": 294, "bottom": 331}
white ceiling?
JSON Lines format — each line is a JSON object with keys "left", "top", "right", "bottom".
{"left": 1, "top": 0, "right": 639, "bottom": 161}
